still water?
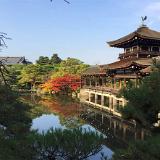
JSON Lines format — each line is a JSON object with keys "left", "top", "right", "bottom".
{"left": 22, "top": 94, "right": 147, "bottom": 159}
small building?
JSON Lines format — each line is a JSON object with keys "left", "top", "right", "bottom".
{"left": 80, "top": 25, "right": 160, "bottom": 116}
{"left": 0, "top": 56, "right": 31, "bottom": 65}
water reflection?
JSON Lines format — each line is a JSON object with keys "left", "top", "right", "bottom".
{"left": 79, "top": 106, "right": 148, "bottom": 143}
{"left": 31, "top": 114, "right": 66, "bottom": 133}
{"left": 89, "top": 145, "right": 113, "bottom": 160}
{"left": 21, "top": 94, "right": 149, "bottom": 158}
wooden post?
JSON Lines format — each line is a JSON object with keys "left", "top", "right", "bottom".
{"left": 89, "top": 77, "right": 92, "bottom": 87}
{"left": 124, "top": 78, "right": 126, "bottom": 88}
{"left": 111, "top": 78, "right": 114, "bottom": 88}
{"left": 95, "top": 94, "right": 98, "bottom": 104}
{"left": 95, "top": 77, "right": 98, "bottom": 86}
{"left": 113, "top": 98, "right": 117, "bottom": 112}
{"left": 113, "top": 121, "right": 116, "bottom": 135}
{"left": 101, "top": 77, "right": 104, "bottom": 86}
{"left": 123, "top": 125, "right": 127, "bottom": 140}
{"left": 97, "top": 77, "right": 99, "bottom": 86}
{"left": 101, "top": 113, "right": 104, "bottom": 124}
{"left": 119, "top": 79, "right": 122, "bottom": 89}
{"left": 135, "top": 78, "right": 138, "bottom": 88}
{"left": 102, "top": 77, "right": 106, "bottom": 86}
{"left": 101, "top": 95, "right": 104, "bottom": 106}
{"left": 114, "top": 78, "right": 116, "bottom": 89}
{"left": 85, "top": 77, "right": 87, "bottom": 86}
{"left": 109, "top": 97, "right": 113, "bottom": 110}
{"left": 109, "top": 116, "right": 112, "bottom": 128}
{"left": 92, "top": 77, "right": 95, "bottom": 87}
{"left": 89, "top": 92, "right": 91, "bottom": 102}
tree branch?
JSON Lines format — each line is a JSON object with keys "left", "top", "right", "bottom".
{"left": 0, "top": 32, "right": 11, "bottom": 48}
{"left": 50, "top": 0, "right": 70, "bottom": 4}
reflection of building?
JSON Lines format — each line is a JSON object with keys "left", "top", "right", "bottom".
{"left": 80, "top": 25, "right": 160, "bottom": 116}
{"left": 79, "top": 105, "right": 148, "bottom": 150}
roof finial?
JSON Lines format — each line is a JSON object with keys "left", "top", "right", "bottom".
{"left": 141, "top": 16, "right": 147, "bottom": 26}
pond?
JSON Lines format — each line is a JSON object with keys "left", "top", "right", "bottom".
{"left": 22, "top": 94, "right": 147, "bottom": 159}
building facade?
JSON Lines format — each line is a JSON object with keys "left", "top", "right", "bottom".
{"left": 80, "top": 25, "right": 160, "bottom": 116}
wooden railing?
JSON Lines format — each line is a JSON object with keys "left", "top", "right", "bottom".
{"left": 82, "top": 85, "right": 119, "bottom": 94}
{"left": 119, "top": 51, "right": 160, "bottom": 59}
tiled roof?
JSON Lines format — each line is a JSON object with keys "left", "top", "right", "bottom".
{"left": 107, "top": 58, "right": 136, "bottom": 70}
{"left": 140, "top": 66, "right": 152, "bottom": 73}
{"left": 82, "top": 58, "right": 152, "bottom": 75}
{"left": 134, "top": 58, "right": 152, "bottom": 66}
{"left": 0, "top": 57, "right": 27, "bottom": 65}
{"left": 82, "top": 65, "right": 106, "bottom": 75}
{"left": 107, "top": 58, "right": 152, "bottom": 70}
{"left": 114, "top": 74, "right": 140, "bottom": 79}
{"left": 108, "top": 25, "right": 160, "bottom": 47}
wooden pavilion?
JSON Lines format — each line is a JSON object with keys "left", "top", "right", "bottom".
{"left": 80, "top": 25, "right": 160, "bottom": 116}
{"left": 81, "top": 25, "right": 160, "bottom": 92}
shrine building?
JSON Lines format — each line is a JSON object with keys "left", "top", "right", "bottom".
{"left": 80, "top": 24, "right": 160, "bottom": 116}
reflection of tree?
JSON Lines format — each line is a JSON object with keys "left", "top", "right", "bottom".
{"left": 21, "top": 95, "right": 85, "bottom": 128}
{"left": 20, "top": 95, "right": 50, "bottom": 119}
{"left": 59, "top": 116, "right": 84, "bottom": 128}
{"left": 38, "top": 96, "right": 85, "bottom": 128}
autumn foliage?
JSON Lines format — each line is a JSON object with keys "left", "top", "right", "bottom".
{"left": 41, "top": 75, "right": 81, "bottom": 94}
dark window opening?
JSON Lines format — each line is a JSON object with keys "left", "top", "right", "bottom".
{"left": 152, "top": 47, "right": 159, "bottom": 52}
{"left": 99, "top": 78, "right": 103, "bottom": 86}
{"left": 97, "top": 95, "right": 101, "bottom": 105}
{"left": 141, "top": 46, "right": 149, "bottom": 51}
{"left": 126, "top": 48, "right": 131, "bottom": 53}
{"left": 104, "top": 96, "right": 109, "bottom": 107}
{"left": 90, "top": 94, "right": 95, "bottom": 103}
{"left": 86, "top": 78, "right": 90, "bottom": 86}
{"left": 133, "top": 46, "right": 137, "bottom": 51}
{"left": 91, "top": 79, "right": 95, "bottom": 86}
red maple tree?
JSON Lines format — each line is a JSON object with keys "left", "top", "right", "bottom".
{"left": 41, "top": 75, "right": 81, "bottom": 94}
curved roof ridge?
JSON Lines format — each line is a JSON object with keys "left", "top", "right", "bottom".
{"left": 107, "top": 26, "right": 160, "bottom": 47}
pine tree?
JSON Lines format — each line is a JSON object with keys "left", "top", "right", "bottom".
{"left": 50, "top": 54, "right": 62, "bottom": 65}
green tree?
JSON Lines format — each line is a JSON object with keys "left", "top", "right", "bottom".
{"left": 50, "top": 53, "right": 62, "bottom": 65}
{"left": 18, "top": 64, "right": 54, "bottom": 90}
{"left": 113, "top": 135, "right": 160, "bottom": 160}
{"left": 120, "top": 59, "right": 160, "bottom": 127}
{"left": 36, "top": 56, "right": 50, "bottom": 65}
{"left": 52, "top": 57, "right": 89, "bottom": 77}
{"left": 6, "top": 64, "right": 25, "bottom": 89}
{"left": 29, "top": 128, "right": 104, "bottom": 160}
{"left": 0, "top": 85, "right": 35, "bottom": 160}
{"left": 60, "top": 57, "right": 83, "bottom": 66}
{"left": 18, "top": 64, "right": 39, "bottom": 90}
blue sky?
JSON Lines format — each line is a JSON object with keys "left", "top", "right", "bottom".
{"left": 0, "top": 0, "right": 160, "bottom": 64}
